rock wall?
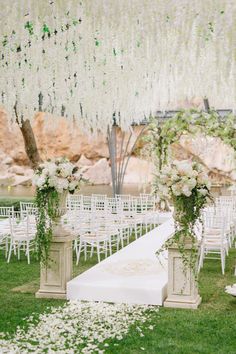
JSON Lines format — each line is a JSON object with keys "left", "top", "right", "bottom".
{"left": 0, "top": 110, "right": 235, "bottom": 187}
{"left": 172, "top": 134, "right": 236, "bottom": 183}
{"left": 0, "top": 111, "right": 152, "bottom": 186}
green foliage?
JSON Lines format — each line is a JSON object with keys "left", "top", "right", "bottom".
{"left": 163, "top": 187, "right": 211, "bottom": 275}
{"left": 148, "top": 109, "right": 236, "bottom": 170}
{"left": 149, "top": 109, "right": 229, "bottom": 270}
{"left": 24, "top": 21, "right": 34, "bottom": 35}
{"left": 35, "top": 187, "right": 59, "bottom": 266}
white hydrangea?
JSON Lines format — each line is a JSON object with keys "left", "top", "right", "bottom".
{"left": 60, "top": 163, "right": 74, "bottom": 178}
{"left": 174, "top": 160, "right": 194, "bottom": 177}
{"left": 56, "top": 178, "right": 69, "bottom": 193}
{"left": 182, "top": 185, "right": 192, "bottom": 197}
{"left": 69, "top": 180, "right": 79, "bottom": 191}
{"left": 155, "top": 159, "right": 211, "bottom": 201}
{"left": 35, "top": 175, "right": 46, "bottom": 189}
{"left": 33, "top": 158, "right": 82, "bottom": 194}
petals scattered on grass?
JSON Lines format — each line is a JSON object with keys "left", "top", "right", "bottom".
{"left": 0, "top": 301, "right": 158, "bottom": 353}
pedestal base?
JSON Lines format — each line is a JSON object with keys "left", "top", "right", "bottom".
{"left": 164, "top": 239, "right": 201, "bottom": 309}
{"left": 36, "top": 223, "right": 75, "bottom": 300}
{"left": 35, "top": 290, "right": 67, "bottom": 300}
{"left": 164, "top": 295, "right": 202, "bottom": 309}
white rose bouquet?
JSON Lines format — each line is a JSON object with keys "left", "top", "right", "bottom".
{"left": 33, "top": 157, "right": 82, "bottom": 194}
{"left": 33, "top": 157, "right": 83, "bottom": 265}
{"left": 154, "top": 160, "right": 212, "bottom": 274}
{"left": 154, "top": 160, "right": 211, "bottom": 203}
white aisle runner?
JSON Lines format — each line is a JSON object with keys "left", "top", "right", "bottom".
{"left": 67, "top": 218, "right": 174, "bottom": 305}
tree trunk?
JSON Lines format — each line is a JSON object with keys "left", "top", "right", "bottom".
{"left": 19, "top": 119, "right": 42, "bottom": 169}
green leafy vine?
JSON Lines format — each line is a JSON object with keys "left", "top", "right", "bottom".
{"left": 35, "top": 187, "right": 59, "bottom": 266}
{"left": 157, "top": 186, "right": 211, "bottom": 276}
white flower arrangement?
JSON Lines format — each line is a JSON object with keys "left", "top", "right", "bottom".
{"left": 225, "top": 284, "right": 236, "bottom": 297}
{"left": 154, "top": 160, "right": 212, "bottom": 275}
{"left": 33, "top": 157, "right": 82, "bottom": 194}
{"left": 33, "top": 158, "right": 83, "bottom": 264}
{"left": 154, "top": 159, "right": 211, "bottom": 202}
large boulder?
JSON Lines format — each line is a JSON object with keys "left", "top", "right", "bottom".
{"left": 77, "top": 154, "right": 94, "bottom": 167}
{"left": 83, "top": 158, "right": 111, "bottom": 185}
{"left": 123, "top": 157, "right": 155, "bottom": 184}
{"left": 12, "top": 175, "right": 32, "bottom": 187}
{"left": 0, "top": 111, "right": 110, "bottom": 164}
{"left": 0, "top": 111, "right": 145, "bottom": 166}
{"left": 0, "top": 173, "right": 15, "bottom": 186}
{"left": 8, "top": 165, "right": 26, "bottom": 176}
{"left": 177, "top": 134, "right": 236, "bottom": 182}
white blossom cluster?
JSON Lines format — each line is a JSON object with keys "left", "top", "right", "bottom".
{"left": 225, "top": 284, "right": 236, "bottom": 297}
{"left": 0, "top": 301, "right": 158, "bottom": 353}
{"left": 0, "top": 1, "right": 236, "bottom": 134}
{"left": 156, "top": 160, "right": 211, "bottom": 201}
{"left": 33, "top": 158, "right": 82, "bottom": 194}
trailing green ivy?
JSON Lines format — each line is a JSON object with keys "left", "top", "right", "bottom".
{"left": 153, "top": 159, "right": 213, "bottom": 277}
{"left": 33, "top": 158, "right": 82, "bottom": 266}
{"left": 35, "top": 187, "right": 59, "bottom": 266}
{"left": 157, "top": 186, "right": 211, "bottom": 276}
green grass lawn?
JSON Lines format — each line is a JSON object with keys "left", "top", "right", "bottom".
{"left": 112, "top": 248, "right": 236, "bottom": 354}
{"left": 0, "top": 246, "right": 236, "bottom": 353}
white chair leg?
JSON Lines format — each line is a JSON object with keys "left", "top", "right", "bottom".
{"left": 17, "top": 242, "right": 21, "bottom": 260}
{"left": 221, "top": 249, "right": 225, "bottom": 275}
{"left": 76, "top": 240, "right": 83, "bottom": 265}
{"left": 84, "top": 243, "right": 87, "bottom": 261}
{"left": 117, "top": 237, "right": 120, "bottom": 251}
{"left": 109, "top": 239, "right": 112, "bottom": 255}
{"left": 120, "top": 232, "right": 124, "bottom": 248}
{"left": 90, "top": 244, "right": 93, "bottom": 258}
{"left": 134, "top": 225, "right": 138, "bottom": 240}
{"left": 27, "top": 242, "right": 30, "bottom": 265}
{"left": 97, "top": 243, "right": 101, "bottom": 263}
{"left": 198, "top": 246, "right": 204, "bottom": 273}
{"left": 7, "top": 240, "right": 13, "bottom": 263}
{"left": 5, "top": 238, "right": 8, "bottom": 258}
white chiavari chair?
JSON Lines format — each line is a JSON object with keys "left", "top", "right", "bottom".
{"left": 0, "top": 206, "right": 14, "bottom": 258}
{"left": 198, "top": 210, "right": 227, "bottom": 274}
{"left": 7, "top": 211, "right": 36, "bottom": 264}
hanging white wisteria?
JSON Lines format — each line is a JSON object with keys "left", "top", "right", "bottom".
{"left": 0, "top": 0, "right": 236, "bottom": 134}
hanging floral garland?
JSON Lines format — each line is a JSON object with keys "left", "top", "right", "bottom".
{"left": 1, "top": 1, "right": 236, "bottom": 134}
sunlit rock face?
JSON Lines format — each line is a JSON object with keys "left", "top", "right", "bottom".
{"left": 172, "top": 133, "right": 236, "bottom": 183}
{"left": 0, "top": 109, "right": 235, "bottom": 186}
{"left": 0, "top": 110, "right": 109, "bottom": 164}
{"left": 0, "top": 111, "right": 150, "bottom": 186}
{"left": 0, "top": 111, "right": 143, "bottom": 164}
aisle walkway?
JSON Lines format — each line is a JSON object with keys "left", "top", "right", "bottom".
{"left": 67, "top": 217, "right": 174, "bottom": 305}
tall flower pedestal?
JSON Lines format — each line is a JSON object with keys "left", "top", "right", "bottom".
{"left": 35, "top": 222, "right": 75, "bottom": 299}
{"left": 164, "top": 239, "right": 201, "bottom": 309}
{"left": 36, "top": 191, "right": 75, "bottom": 299}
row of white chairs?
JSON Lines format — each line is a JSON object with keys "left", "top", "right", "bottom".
{"left": 0, "top": 206, "right": 36, "bottom": 264}
{"left": 65, "top": 194, "right": 160, "bottom": 263}
{"left": 1, "top": 193, "right": 235, "bottom": 271}
{"left": 0, "top": 194, "right": 160, "bottom": 264}
{"left": 198, "top": 196, "right": 236, "bottom": 275}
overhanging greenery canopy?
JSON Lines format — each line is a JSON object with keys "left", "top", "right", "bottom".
{"left": 0, "top": 0, "right": 236, "bottom": 133}
{"left": 148, "top": 109, "right": 236, "bottom": 175}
